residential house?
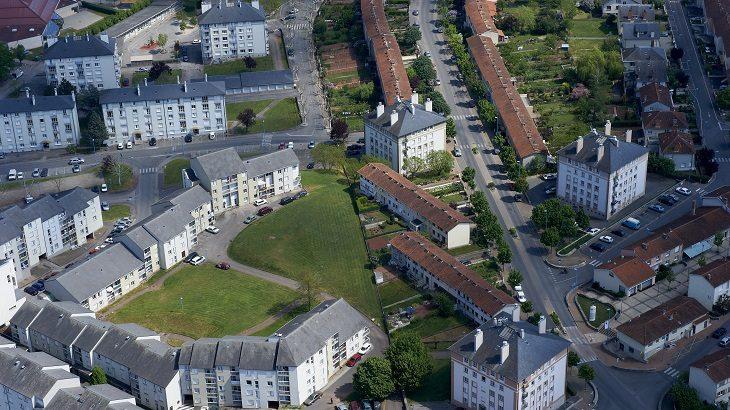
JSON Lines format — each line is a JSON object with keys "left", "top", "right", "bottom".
{"left": 633, "top": 60, "right": 668, "bottom": 90}
{"left": 464, "top": 0, "right": 504, "bottom": 44}
{"left": 389, "top": 231, "right": 520, "bottom": 324}
{"left": 621, "top": 22, "right": 661, "bottom": 48}
{"left": 358, "top": 163, "right": 472, "bottom": 249}
{"left": 617, "top": 4, "right": 656, "bottom": 27}
{"left": 602, "top": 0, "right": 642, "bottom": 15}
{"left": 449, "top": 318, "right": 571, "bottom": 410}
{"left": 689, "top": 349, "right": 730, "bottom": 405}
{"left": 701, "top": 0, "right": 730, "bottom": 83}
{"left": 43, "top": 33, "right": 120, "bottom": 90}
{"left": 25, "top": 301, "right": 94, "bottom": 361}
{"left": 659, "top": 130, "right": 695, "bottom": 171}
{"left": 593, "top": 256, "right": 657, "bottom": 296}
{"left": 688, "top": 258, "right": 730, "bottom": 310}
{"left": 638, "top": 82, "right": 673, "bottom": 112}
{"left": 198, "top": 1, "right": 268, "bottom": 63}
{"left": 0, "top": 258, "right": 24, "bottom": 326}
{"left": 556, "top": 125, "right": 649, "bottom": 220}
{"left": 641, "top": 111, "right": 688, "bottom": 147}
{"left": 615, "top": 296, "right": 708, "bottom": 361}
{"left": 363, "top": 94, "right": 447, "bottom": 174}
{"left": 622, "top": 47, "right": 667, "bottom": 90}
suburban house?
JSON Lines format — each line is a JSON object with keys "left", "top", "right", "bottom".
{"left": 363, "top": 94, "right": 447, "bottom": 174}
{"left": 701, "top": 0, "right": 730, "bottom": 84}
{"left": 620, "top": 22, "right": 661, "bottom": 48}
{"left": 0, "top": 91, "right": 81, "bottom": 153}
{"left": 622, "top": 47, "right": 667, "bottom": 90}
{"left": 358, "top": 162, "right": 472, "bottom": 249}
{"left": 659, "top": 130, "right": 695, "bottom": 171}
{"left": 464, "top": 0, "right": 504, "bottom": 44}
{"left": 622, "top": 47, "right": 666, "bottom": 71}
{"left": 556, "top": 126, "right": 649, "bottom": 220}
{"left": 688, "top": 258, "right": 730, "bottom": 310}
{"left": 638, "top": 82, "right": 673, "bottom": 112}
{"left": 389, "top": 231, "right": 520, "bottom": 324}
{"left": 641, "top": 111, "right": 689, "bottom": 147}
{"left": 178, "top": 299, "right": 371, "bottom": 407}
{"left": 467, "top": 34, "right": 548, "bottom": 165}
{"left": 593, "top": 256, "right": 657, "bottom": 296}
{"left": 689, "top": 349, "right": 730, "bottom": 405}
{"left": 189, "top": 148, "right": 301, "bottom": 215}
{"left": 615, "top": 296, "right": 709, "bottom": 361}
{"left": 602, "top": 0, "right": 642, "bottom": 15}
{"left": 198, "top": 0, "right": 268, "bottom": 63}
{"left": 0, "top": 258, "right": 23, "bottom": 326}
{"left": 43, "top": 33, "right": 120, "bottom": 90}
{"left": 449, "top": 318, "right": 571, "bottom": 410}
{"left": 617, "top": 4, "right": 655, "bottom": 26}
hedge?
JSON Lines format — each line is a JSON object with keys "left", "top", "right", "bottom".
{"left": 80, "top": 1, "right": 117, "bottom": 15}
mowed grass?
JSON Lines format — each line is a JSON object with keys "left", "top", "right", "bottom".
{"left": 408, "top": 358, "right": 451, "bottom": 402}
{"left": 107, "top": 264, "right": 300, "bottom": 339}
{"left": 246, "top": 97, "right": 300, "bottom": 133}
{"left": 379, "top": 278, "right": 420, "bottom": 307}
{"left": 228, "top": 171, "right": 380, "bottom": 317}
{"left": 102, "top": 204, "right": 131, "bottom": 222}
{"left": 203, "top": 55, "right": 275, "bottom": 75}
{"left": 225, "top": 100, "right": 272, "bottom": 123}
{"left": 163, "top": 158, "right": 190, "bottom": 188}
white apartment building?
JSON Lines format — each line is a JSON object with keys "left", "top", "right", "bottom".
{"left": 43, "top": 33, "right": 121, "bottom": 90}
{"left": 0, "top": 258, "right": 23, "bottom": 326}
{"left": 389, "top": 231, "right": 520, "bottom": 325}
{"left": 100, "top": 80, "right": 226, "bottom": 146}
{"left": 690, "top": 350, "right": 730, "bottom": 405}
{"left": 199, "top": 0, "right": 268, "bottom": 63}
{"left": 688, "top": 258, "right": 730, "bottom": 311}
{"left": 556, "top": 124, "right": 649, "bottom": 220}
{"left": 364, "top": 94, "right": 447, "bottom": 174}
{"left": 189, "top": 148, "right": 300, "bottom": 215}
{"left": 0, "top": 187, "right": 103, "bottom": 282}
{"left": 449, "top": 318, "right": 571, "bottom": 410}
{"left": 358, "top": 162, "right": 472, "bottom": 249}
{"left": 0, "top": 91, "right": 80, "bottom": 154}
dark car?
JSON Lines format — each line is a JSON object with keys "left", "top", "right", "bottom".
{"left": 33, "top": 280, "right": 45, "bottom": 292}
{"left": 357, "top": 137, "right": 365, "bottom": 144}
{"left": 184, "top": 134, "right": 193, "bottom": 143}
{"left": 714, "top": 327, "right": 728, "bottom": 338}
{"left": 589, "top": 242, "right": 607, "bottom": 252}
{"left": 611, "top": 229, "right": 626, "bottom": 237}
{"left": 280, "top": 196, "right": 295, "bottom": 205}
{"left": 184, "top": 252, "right": 199, "bottom": 263}
{"left": 657, "top": 195, "right": 675, "bottom": 206}
{"left": 24, "top": 286, "right": 39, "bottom": 296}
{"left": 257, "top": 206, "right": 273, "bottom": 216}
{"left": 149, "top": 137, "right": 157, "bottom": 146}
{"left": 40, "top": 168, "right": 48, "bottom": 177}
{"left": 307, "top": 162, "right": 315, "bottom": 169}
{"left": 216, "top": 262, "right": 231, "bottom": 270}
{"left": 303, "top": 392, "right": 322, "bottom": 406}
{"left": 278, "top": 142, "right": 286, "bottom": 150}
{"left": 295, "top": 190, "right": 308, "bottom": 199}
{"left": 346, "top": 353, "right": 362, "bottom": 367}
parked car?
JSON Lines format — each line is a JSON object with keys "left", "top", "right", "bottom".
{"left": 336, "top": 403, "right": 348, "bottom": 410}
{"left": 362, "top": 401, "right": 372, "bottom": 410}
{"left": 589, "top": 242, "right": 607, "bottom": 252}
{"left": 68, "top": 157, "right": 84, "bottom": 165}
{"left": 513, "top": 284, "right": 523, "bottom": 292}
{"left": 40, "top": 168, "right": 48, "bottom": 177}
{"left": 280, "top": 196, "right": 295, "bottom": 205}
{"left": 149, "top": 137, "right": 157, "bottom": 146}
{"left": 346, "top": 353, "right": 362, "bottom": 367}
{"left": 184, "top": 252, "right": 199, "bottom": 263}
{"left": 586, "top": 228, "right": 601, "bottom": 236}
{"left": 101, "top": 183, "right": 108, "bottom": 192}
{"left": 611, "top": 229, "right": 625, "bottom": 237}
{"left": 190, "top": 255, "right": 206, "bottom": 265}
{"left": 648, "top": 204, "right": 665, "bottom": 213}
{"left": 101, "top": 201, "right": 110, "bottom": 211}
{"left": 244, "top": 215, "right": 257, "bottom": 224}
{"left": 126, "top": 141, "right": 132, "bottom": 149}
{"left": 307, "top": 162, "right": 315, "bottom": 169}
{"left": 15, "top": 171, "right": 23, "bottom": 180}
{"left": 295, "top": 190, "right": 308, "bottom": 199}
{"left": 184, "top": 134, "right": 193, "bottom": 143}
{"left": 304, "top": 392, "right": 322, "bottom": 406}
{"left": 658, "top": 195, "right": 676, "bottom": 206}
{"left": 72, "top": 165, "right": 80, "bottom": 173}
{"left": 308, "top": 141, "right": 316, "bottom": 149}
{"left": 117, "top": 142, "right": 124, "bottom": 150}
{"left": 541, "top": 173, "right": 557, "bottom": 181}
{"left": 287, "top": 141, "right": 294, "bottom": 149}
{"left": 349, "top": 401, "right": 362, "bottom": 410}
{"left": 544, "top": 186, "right": 556, "bottom": 195}
{"left": 599, "top": 235, "right": 614, "bottom": 244}
{"left": 253, "top": 198, "right": 268, "bottom": 206}
{"left": 514, "top": 193, "right": 523, "bottom": 202}
{"left": 720, "top": 336, "right": 730, "bottom": 347}
{"left": 216, "top": 262, "right": 231, "bottom": 270}
{"left": 205, "top": 226, "right": 220, "bottom": 234}
{"left": 24, "top": 286, "right": 39, "bottom": 296}
{"left": 453, "top": 147, "right": 462, "bottom": 157}
{"left": 516, "top": 291, "right": 527, "bottom": 303}
{"left": 257, "top": 206, "right": 273, "bottom": 216}
{"left": 676, "top": 186, "right": 692, "bottom": 196}
{"left": 358, "top": 342, "right": 372, "bottom": 355}
{"left": 713, "top": 327, "right": 727, "bottom": 338}
{"left": 278, "top": 142, "right": 286, "bottom": 150}
{"left": 33, "top": 280, "right": 45, "bottom": 292}
{"left": 32, "top": 168, "right": 40, "bottom": 177}
{"left": 412, "top": 9, "right": 419, "bottom": 15}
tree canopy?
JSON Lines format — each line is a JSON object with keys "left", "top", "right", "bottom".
{"left": 384, "top": 332, "right": 432, "bottom": 392}
{"left": 353, "top": 357, "right": 396, "bottom": 400}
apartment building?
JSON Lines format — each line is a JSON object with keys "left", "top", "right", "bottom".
{"left": 0, "top": 187, "right": 103, "bottom": 282}
{"left": 464, "top": 0, "right": 504, "bottom": 44}
{"left": 46, "top": 384, "right": 143, "bottom": 409}
{"left": 100, "top": 80, "right": 226, "bottom": 146}
{"left": 690, "top": 350, "right": 730, "bottom": 405}
{"left": 199, "top": 1, "right": 268, "bottom": 63}
{"left": 358, "top": 162, "right": 472, "bottom": 249}
{"left": 389, "top": 231, "right": 520, "bottom": 324}
{"left": 659, "top": 130, "right": 695, "bottom": 171}
{"left": 641, "top": 111, "right": 689, "bottom": 147}
{"left": 449, "top": 318, "right": 571, "bottom": 410}
{"left": 556, "top": 126, "right": 649, "bottom": 220}
{"left": 615, "top": 296, "right": 708, "bottom": 361}
{"left": 0, "top": 91, "right": 81, "bottom": 153}
{"left": 621, "top": 22, "right": 660, "bottom": 48}
{"left": 364, "top": 94, "right": 447, "bottom": 174}
{"left": 688, "top": 258, "right": 730, "bottom": 310}
{"left": 190, "top": 148, "right": 300, "bottom": 214}
{"left": 0, "top": 258, "right": 23, "bottom": 326}
{"left": 43, "top": 33, "right": 121, "bottom": 90}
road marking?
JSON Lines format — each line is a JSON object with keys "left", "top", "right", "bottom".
{"left": 715, "top": 157, "right": 730, "bottom": 163}
{"left": 589, "top": 259, "right": 602, "bottom": 267}
{"left": 139, "top": 167, "right": 158, "bottom": 174}
{"left": 286, "top": 23, "right": 309, "bottom": 30}
{"left": 664, "top": 367, "right": 680, "bottom": 378}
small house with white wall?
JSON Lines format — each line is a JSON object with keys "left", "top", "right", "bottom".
{"left": 689, "top": 349, "right": 730, "bottom": 405}
{"left": 593, "top": 256, "right": 656, "bottom": 296}
{"left": 688, "top": 257, "right": 730, "bottom": 311}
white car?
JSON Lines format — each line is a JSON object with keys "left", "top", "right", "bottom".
{"left": 101, "top": 201, "right": 110, "bottom": 211}
{"left": 205, "top": 226, "right": 220, "bottom": 234}
{"left": 126, "top": 141, "right": 132, "bottom": 149}
{"left": 599, "top": 235, "right": 614, "bottom": 244}
{"left": 287, "top": 141, "right": 294, "bottom": 149}
{"left": 192, "top": 39, "right": 201, "bottom": 44}
{"left": 190, "top": 255, "right": 206, "bottom": 266}
{"left": 253, "top": 198, "right": 268, "bottom": 206}
{"left": 541, "top": 173, "right": 557, "bottom": 181}
{"left": 101, "top": 183, "right": 108, "bottom": 192}
{"left": 676, "top": 186, "right": 692, "bottom": 196}
{"left": 516, "top": 291, "right": 527, "bottom": 303}
{"left": 117, "top": 143, "right": 124, "bottom": 150}
{"left": 453, "top": 148, "right": 462, "bottom": 157}
{"left": 16, "top": 171, "right": 23, "bottom": 180}
{"left": 586, "top": 228, "right": 601, "bottom": 236}
{"left": 68, "top": 157, "right": 85, "bottom": 165}
{"left": 513, "top": 284, "right": 523, "bottom": 292}
{"left": 358, "top": 342, "right": 372, "bottom": 355}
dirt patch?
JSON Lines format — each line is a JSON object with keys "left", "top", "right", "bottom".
{"left": 0, "top": 173, "right": 104, "bottom": 208}
{"left": 367, "top": 235, "right": 391, "bottom": 251}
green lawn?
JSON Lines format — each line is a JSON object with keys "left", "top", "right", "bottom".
{"left": 408, "top": 358, "right": 451, "bottom": 402}
{"left": 569, "top": 12, "right": 616, "bottom": 37}
{"left": 246, "top": 98, "right": 300, "bottom": 133}
{"left": 107, "top": 264, "right": 300, "bottom": 339}
{"left": 163, "top": 158, "right": 190, "bottom": 188}
{"left": 102, "top": 204, "right": 131, "bottom": 222}
{"left": 576, "top": 294, "right": 616, "bottom": 328}
{"left": 228, "top": 171, "right": 380, "bottom": 317}
{"left": 379, "top": 278, "right": 420, "bottom": 307}
{"left": 397, "top": 312, "right": 471, "bottom": 339}
{"left": 130, "top": 69, "right": 182, "bottom": 85}
{"left": 446, "top": 243, "right": 483, "bottom": 256}
{"left": 469, "top": 260, "right": 501, "bottom": 285}
{"left": 225, "top": 100, "right": 272, "bottom": 122}
{"left": 101, "top": 164, "right": 135, "bottom": 192}
{"left": 203, "top": 55, "right": 275, "bottom": 76}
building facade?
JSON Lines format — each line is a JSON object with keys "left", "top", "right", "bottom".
{"left": 0, "top": 259, "right": 22, "bottom": 326}
{"left": 199, "top": 1, "right": 268, "bottom": 63}
{"left": 0, "top": 92, "right": 80, "bottom": 153}
{"left": 690, "top": 350, "right": 730, "bottom": 405}
{"left": 43, "top": 34, "right": 121, "bottom": 90}
{"left": 688, "top": 258, "right": 730, "bottom": 311}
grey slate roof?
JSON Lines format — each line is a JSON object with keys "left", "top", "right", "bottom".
{"left": 0, "top": 218, "right": 22, "bottom": 245}
{"left": 0, "top": 94, "right": 76, "bottom": 114}
{"left": 199, "top": 1, "right": 265, "bottom": 25}
{"left": 27, "top": 302, "right": 94, "bottom": 347}
{"left": 192, "top": 147, "right": 247, "bottom": 180}
{"left": 621, "top": 22, "right": 660, "bottom": 41}
{"left": 179, "top": 336, "right": 278, "bottom": 371}
{"left": 192, "top": 70, "right": 294, "bottom": 90}
{"left": 46, "top": 384, "right": 143, "bottom": 410}
{"left": 140, "top": 206, "right": 190, "bottom": 242}
{"left": 53, "top": 187, "right": 97, "bottom": 216}
{"left": 622, "top": 47, "right": 666, "bottom": 64}
{"left": 275, "top": 299, "right": 370, "bottom": 366}
{"left": 120, "top": 225, "right": 157, "bottom": 251}
{"left": 242, "top": 148, "right": 298, "bottom": 178}
{"left": 99, "top": 81, "right": 225, "bottom": 104}
{"left": 557, "top": 130, "right": 648, "bottom": 174}
{"left": 167, "top": 184, "right": 211, "bottom": 213}
{"left": 0, "top": 348, "right": 77, "bottom": 400}
{"left": 10, "top": 297, "right": 49, "bottom": 330}
{"left": 634, "top": 60, "right": 668, "bottom": 84}
{"left": 448, "top": 321, "right": 571, "bottom": 382}
{"left": 364, "top": 99, "right": 446, "bottom": 138}
{"left": 72, "top": 317, "right": 114, "bottom": 353}
{"left": 45, "top": 244, "right": 143, "bottom": 303}
{"left": 44, "top": 34, "right": 116, "bottom": 60}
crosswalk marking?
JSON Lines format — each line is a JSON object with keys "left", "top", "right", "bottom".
{"left": 139, "top": 167, "right": 158, "bottom": 174}
{"left": 450, "top": 114, "right": 477, "bottom": 121}
{"left": 564, "top": 326, "right": 598, "bottom": 362}
{"left": 715, "top": 157, "right": 730, "bottom": 163}
{"left": 664, "top": 367, "right": 680, "bottom": 378}
{"left": 589, "top": 259, "right": 602, "bottom": 267}
{"left": 458, "top": 143, "right": 489, "bottom": 150}
{"left": 286, "top": 23, "right": 309, "bottom": 30}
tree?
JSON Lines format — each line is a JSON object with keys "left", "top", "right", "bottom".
{"left": 244, "top": 56, "right": 257, "bottom": 70}
{"left": 148, "top": 62, "right": 171, "bottom": 81}
{"left": 157, "top": 33, "right": 168, "bottom": 48}
{"left": 403, "top": 156, "right": 426, "bottom": 177}
{"left": 575, "top": 208, "right": 590, "bottom": 229}
{"left": 578, "top": 364, "right": 595, "bottom": 389}
{"left": 85, "top": 111, "right": 108, "bottom": 149}
{"left": 540, "top": 227, "right": 561, "bottom": 253}
{"left": 77, "top": 85, "right": 100, "bottom": 111}
{"left": 14, "top": 45, "right": 25, "bottom": 62}
{"left": 470, "top": 191, "right": 489, "bottom": 215}
{"left": 567, "top": 351, "right": 581, "bottom": 371}
{"left": 385, "top": 332, "right": 432, "bottom": 392}
{"left": 101, "top": 155, "right": 117, "bottom": 175}
{"left": 670, "top": 47, "right": 684, "bottom": 62}
{"left": 656, "top": 264, "right": 673, "bottom": 281}
{"left": 698, "top": 255, "right": 707, "bottom": 267}
{"left": 462, "top": 167, "right": 476, "bottom": 182}
{"left": 497, "top": 243, "right": 512, "bottom": 271}
{"left": 521, "top": 301, "right": 533, "bottom": 313}
{"left": 182, "top": 0, "right": 197, "bottom": 11}
{"left": 330, "top": 118, "right": 349, "bottom": 143}
{"left": 446, "top": 117, "right": 456, "bottom": 139}
{"left": 57, "top": 79, "right": 76, "bottom": 96}
{"left": 716, "top": 232, "right": 725, "bottom": 252}
{"left": 669, "top": 382, "right": 704, "bottom": 410}
{"left": 426, "top": 150, "right": 454, "bottom": 176}
{"left": 311, "top": 144, "right": 345, "bottom": 170}
{"left": 353, "top": 357, "right": 396, "bottom": 400}
{"left": 411, "top": 56, "right": 436, "bottom": 83}
{"left": 0, "top": 43, "right": 15, "bottom": 81}
{"left": 399, "top": 26, "right": 422, "bottom": 51}
{"left": 717, "top": 88, "right": 730, "bottom": 110}
{"left": 174, "top": 40, "right": 181, "bottom": 55}
{"left": 313, "top": 20, "right": 327, "bottom": 38}
{"left": 53, "top": 177, "right": 64, "bottom": 193}
{"left": 90, "top": 366, "right": 107, "bottom": 385}
{"left": 513, "top": 176, "right": 529, "bottom": 194}
{"left": 434, "top": 292, "right": 454, "bottom": 317}
{"left": 477, "top": 100, "right": 498, "bottom": 128}
{"left": 179, "top": 20, "right": 187, "bottom": 30}
{"left": 237, "top": 108, "right": 256, "bottom": 131}
{"left": 507, "top": 269, "right": 523, "bottom": 289}
{"left": 298, "top": 272, "right": 321, "bottom": 310}
{"left": 648, "top": 152, "right": 675, "bottom": 177}
{"left": 474, "top": 211, "right": 502, "bottom": 247}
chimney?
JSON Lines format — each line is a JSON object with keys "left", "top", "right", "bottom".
{"left": 596, "top": 144, "right": 605, "bottom": 162}
{"left": 500, "top": 341, "right": 509, "bottom": 364}
{"left": 376, "top": 102, "right": 385, "bottom": 117}
{"left": 425, "top": 98, "right": 433, "bottom": 112}
{"left": 575, "top": 136, "right": 583, "bottom": 153}
{"left": 204, "top": 73, "right": 208, "bottom": 82}
{"left": 136, "top": 84, "right": 141, "bottom": 96}
{"left": 31, "top": 94, "right": 35, "bottom": 106}
{"left": 605, "top": 120, "right": 612, "bottom": 137}
{"left": 71, "top": 91, "right": 75, "bottom": 101}
{"left": 183, "top": 80, "right": 188, "bottom": 93}
{"left": 53, "top": 87, "right": 57, "bottom": 96}
{"left": 642, "top": 242, "right": 648, "bottom": 250}
{"left": 473, "top": 329, "right": 483, "bottom": 352}
{"left": 176, "top": 75, "right": 180, "bottom": 85}
{"left": 390, "top": 110, "right": 398, "bottom": 126}
{"left": 411, "top": 92, "right": 418, "bottom": 105}
{"left": 86, "top": 32, "right": 90, "bottom": 41}
{"left": 25, "top": 88, "right": 30, "bottom": 98}
{"left": 144, "top": 78, "right": 148, "bottom": 86}
{"left": 251, "top": 0, "right": 260, "bottom": 9}
{"left": 626, "top": 129, "right": 632, "bottom": 143}
{"left": 65, "top": 37, "right": 68, "bottom": 43}
{"left": 538, "top": 315, "right": 546, "bottom": 334}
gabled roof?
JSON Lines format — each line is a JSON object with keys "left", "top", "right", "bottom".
{"left": 9, "top": 297, "right": 48, "bottom": 329}
{"left": 0, "top": 348, "right": 77, "bottom": 401}
{"left": 633, "top": 60, "right": 668, "bottom": 85}
{"left": 364, "top": 99, "right": 446, "bottom": 137}
{"left": 0, "top": 0, "right": 59, "bottom": 42}
{"left": 617, "top": 296, "right": 707, "bottom": 345}
{"left": 178, "top": 336, "right": 278, "bottom": 371}
{"left": 46, "top": 384, "right": 143, "bottom": 410}
{"left": 642, "top": 111, "right": 688, "bottom": 130}
{"left": 597, "top": 256, "right": 656, "bottom": 288}
{"left": 0, "top": 94, "right": 76, "bottom": 114}
{"left": 691, "top": 349, "right": 730, "bottom": 384}
{"left": 556, "top": 130, "right": 648, "bottom": 174}
{"left": 192, "top": 70, "right": 294, "bottom": 91}
{"left": 44, "top": 34, "right": 115, "bottom": 60}
{"left": 358, "top": 163, "right": 471, "bottom": 232}
{"left": 242, "top": 148, "right": 299, "bottom": 178}
{"left": 191, "top": 147, "right": 247, "bottom": 181}
{"left": 198, "top": 1, "right": 265, "bottom": 25}
{"left": 690, "top": 257, "right": 730, "bottom": 287}
{"left": 638, "top": 82, "right": 672, "bottom": 109}
{"left": 464, "top": 0, "right": 502, "bottom": 37}
{"left": 617, "top": 4, "right": 655, "bottom": 21}
{"left": 621, "top": 21, "right": 660, "bottom": 41}
{"left": 622, "top": 47, "right": 666, "bottom": 64}
{"left": 27, "top": 302, "right": 94, "bottom": 346}
{"left": 659, "top": 130, "right": 695, "bottom": 155}
{"left": 99, "top": 81, "right": 225, "bottom": 104}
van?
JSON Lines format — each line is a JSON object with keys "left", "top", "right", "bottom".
{"left": 7, "top": 169, "right": 16, "bottom": 181}
{"left": 623, "top": 217, "right": 641, "bottom": 230}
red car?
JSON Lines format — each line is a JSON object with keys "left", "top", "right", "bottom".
{"left": 345, "top": 353, "right": 362, "bottom": 367}
{"left": 216, "top": 262, "right": 231, "bottom": 270}
{"left": 257, "top": 206, "right": 273, "bottom": 216}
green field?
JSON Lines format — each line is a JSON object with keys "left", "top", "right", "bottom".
{"left": 379, "top": 278, "right": 420, "bottom": 307}
{"left": 163, "top": 158, "right": 190, "bottom": 188}
{"left": 101, "top": 164, "right": 135, "bottom": 192}
{"left": 226, "top": 98, "right": 300, "bottom": 133}
{"left": 396, "top": 313, "right": 471, "bottom": 339}
{"left": 203, "top": 55, "right": 275, "bottom": 75}
{"left": 225, "top": 100, "right": 272, "bottom": 122}
{"left": 102, "top": 204, "right": 131, "bottom": 222}
{"left": 107, "top": 264, "right": 300, "bottom": 339}
{"left": 576, "top": 294, "right": 616, "bottom": 328}
{"left": 408, "top": 358, "right": 451, "bottom": 402}
{"left": 228, "top": 171, "right": 380, "bottom": 317}
{"left": 130, "top": 69, "right": 182, "bottom": 86}
{"left": 469, "top": 260, "right": 501, "bottom": 285}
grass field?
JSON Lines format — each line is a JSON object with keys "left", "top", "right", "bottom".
{"left": 203, "top": 55, "right": 275, "bottom": 76}
{"left": 225, "top": 100, "right": 272, "bottom": 122}
{"left": 469, "top": 260, "right": 501, "bottom": 285}
{"left": 576, "top": 294, "right": 616, "bottom": 328}
{"left": 226, "top": 98, "right": 300, "bottom": 133}
{"left": 379, "top": 278, "right": 420, "bottom": 307}
{"left": 408, "top": 358, "right": 451, "bottom": 402}
{"left": 107, "top": 264, "right": 300, "bottom": 339}
{"left": 228, "top": 171, "right": 380, "bottom": 317}
{"left": 100, "top": 164, "right": 135, "bottom": 192}
{"left": 130, "top": 69, "right": 182, "bottom": 86}
{"left": 396, "top": 313, "right": 471, "bottom": 339}
{"left": 446, "top": 243, "right": 482, "bottom": 256}
{"left": 163, "top": 158, "right": 190, "bottom": 188}
{"left": 102, "top": 204, "right": 131, "bottom": 222}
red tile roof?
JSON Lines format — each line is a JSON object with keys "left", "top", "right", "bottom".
{"left": 0, "top": 0, "right": 59, "bottom": 42}
{"left": 617, "top": 296, "right": 708, "bottom": 345}
{"left": 638, "top": 82, "right": 672, "bottom": 109}
{"left": 464, "top": 0, "right": 503, "bottom": 38}
{"left": 597, "top": 256, "right": 656, "bottom": 288}
{"left": 691, "top": 349, "right": 730, "bottom": 383}
{"left": 360, "top": 0, "right": 412, "bottom": 105}
{"left": 358, "top": 163, "right": 471, "bottom": 232}
{"left": 642, "top": 111, "right": 688, "bottom": 130}
{"left": 466, "top": 35, "right": 548, "bottom": 161}
{"left": 389, "top": 231, "right": 515, "bottom": 315}
{"left": 690, "top": 257, "right": 730, "bottom": 287}
{"left": 659, "top": 130, "right": 695, "bottom": 155}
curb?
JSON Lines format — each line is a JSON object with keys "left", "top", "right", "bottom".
{"left": 658, "top": 385, "right": 672, "bottom": 410}
{"left": 589, "top": 380, "right": 598, "bottom": 406}
{"left": 544, "top": 258, "right": 587, "bottom": 269}
{"left": 609, "top": 364, "right": 657, "bottom": 373}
